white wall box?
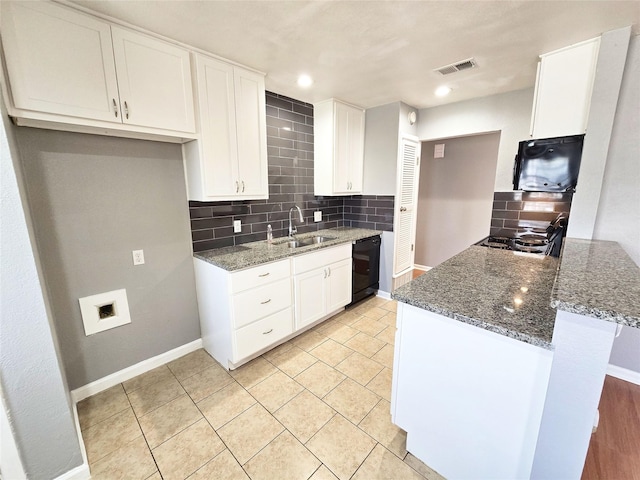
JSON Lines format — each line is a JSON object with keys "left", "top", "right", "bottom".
{"left": 293, "top": 244, "right": 352, "bottom": 329}
{"left": 1, "top": 1, "right": 196, "bottom": 142}
{"left": 184, "top": 54, "right": 268, "bottom": 201}
{"left": 78, "top": 289, "right": 132, "bottom": 336}
{"left": 314, "top": 98, "right": 365, "bottom": 195}
{"left": 530, "top": 37, "right": 600, "bottom": 139}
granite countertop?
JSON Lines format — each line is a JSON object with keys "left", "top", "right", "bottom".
{"left": 392, "top": 247, "right": 561, "bottom": 349}
{"left": 392, "top": 238, "right": 640, "bottom": 349}
{"left": 551, "top": 239, "right": 640, "bottom": 328}
{"left": 194, "top": 227, "right": 381, "bottom": 271}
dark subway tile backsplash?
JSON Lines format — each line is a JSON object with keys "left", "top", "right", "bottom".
{"left": 489, "top": 191, "right": 573, "bottom": 237}
{"left": 189, "top": 91, "right": 396, "bottom": 253}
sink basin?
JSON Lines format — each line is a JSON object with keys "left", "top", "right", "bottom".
{"left": 309, "top": 235, "right": 335, "bottom": 244}
{"left": 284, "top": 236, "right": 336, "bottom": 248}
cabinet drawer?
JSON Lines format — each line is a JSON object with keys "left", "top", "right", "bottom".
{"left": 292, "top": 243, "right": 351, "bottom": 275}
{"left": 231, "top": 259, "right": 290, "bottom": 293}
{"left": 234, "top": 307, "right": 293, "bottom": 361}
{"left": 232, "top": 278, "right": 292, "bottom": 328}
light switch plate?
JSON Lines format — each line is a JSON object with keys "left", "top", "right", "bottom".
{"left": 233, "top": 220, "right": 242, "bottom": 233}
{"left": 314, "top": 211, "right": 322, "bottom": 222}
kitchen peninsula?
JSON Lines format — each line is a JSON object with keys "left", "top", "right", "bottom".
{"left": 391, "top": 239, "right": 640, "bottom": 479}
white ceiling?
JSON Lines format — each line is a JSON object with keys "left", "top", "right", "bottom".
{"left": 68, "top": 0, "right": 640, "bottom": 109}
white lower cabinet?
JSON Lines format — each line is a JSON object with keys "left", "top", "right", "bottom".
{"left": 293, "top": 244, "right": 352, "bottom": 329}
{"left": 194, "top": 243, "right": 353, "bottom": 369}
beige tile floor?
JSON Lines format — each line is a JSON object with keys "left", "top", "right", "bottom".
{"left": 77, "top": 296, "right": 445, "bottom": 480}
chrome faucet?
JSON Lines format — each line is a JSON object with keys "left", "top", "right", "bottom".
{"left": 288, "top": 205, "right": 304, "bottom": 237}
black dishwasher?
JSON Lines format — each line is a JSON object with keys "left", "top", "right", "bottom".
{"left": 349, "top": 235, "right": 381, "bottom": 306}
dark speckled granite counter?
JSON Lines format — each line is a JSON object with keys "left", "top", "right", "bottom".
{"left": 393, "top": 246, "right": 560, "bottom": 348}
{"left": 551, "top": 239, "right": 640, "bottom": 328}
{"left": 392, "top": 238, "right": 640, "bottom": 349}
{"left": 194, "top": 227, "right": 381, "bottom": 271}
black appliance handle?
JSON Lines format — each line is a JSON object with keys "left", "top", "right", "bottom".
{"left": 513, "top": 153, "right": 520, "bottom": 190}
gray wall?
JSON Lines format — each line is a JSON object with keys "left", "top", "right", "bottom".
{"left": 1, "top": 105, "right": 83, "bottom": 478}
{"left": 363, "top": 102, "right": 400, "bottom": 196}
{"left": 594, "top": 34, "right": 640, "bottom": 372}
{"left": 16, "top": 128, "right": 200, "bottom": 390}
{"left": 362, "top": 101, "right": 419, "bottom": 196}
{"left": 415, "top": 133, "right": 500, "bottom": 267}
{"left": 416, "top": 88, "right": 534, "bottom": 191}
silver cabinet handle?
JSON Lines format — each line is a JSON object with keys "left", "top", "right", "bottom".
{"left": 328, "top": 266, "right": 331, "bottom": 277}
{"left": 242, "top": 181, "right": 245, "bottom": 192}
{"left": 235, "top": 181, "right": 239, "bottom": 193}
{"left": 263, "top": 329, "right": 273, "bottom": 335}
{"left": 260, "top": 299, "right": 271, "bottom": 304}
{"left": 258, "top": 272, "right": 270, "bottom": 277}
{"left": 124, "top": 101, "right": 129, "bottom": 119}
{"left": 112, "top": 99, "right": 118, "bottom": 118}
{"left": 323, "top": 269, "right": 327, "bottom": 278}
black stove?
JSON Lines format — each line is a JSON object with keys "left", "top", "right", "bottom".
{"left": 475, "top": 233, "right": 549, "bottom": 255}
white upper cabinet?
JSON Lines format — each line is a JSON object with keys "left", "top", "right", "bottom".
{"left": 110, "top": 27, "right": 195, "bottom": 133}
{"left": 314, "top": 99, "right": 365, "bottom": 195}
{"left": 184, "top": 54, "right": 268, "bottom": 201}
{"left": 1, "top": 2, "right": 120, "bottom": 123}
{"left": 1, "top": 1, "right": 195, "bottom": 139}
{"left": 530, "top": 37, "right": 600, "bottom": 139}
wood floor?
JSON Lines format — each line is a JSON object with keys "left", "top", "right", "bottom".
{"left": 582, "top": 375, "right": 640, "bottom": 479}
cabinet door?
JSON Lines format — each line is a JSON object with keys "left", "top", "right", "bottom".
{"left": 294, "top": 268, "right": 327, "bottom": 329}
{"left": 196, "top": 55, "right": 239, "bottom": 197}
{"left": 332, "top": 102, "right": 352, "bottom": 194}
{"left": 326, "top": 258, "right": 352, "bottom": 313}
{"left": 531, "top": 38, "right": 600, "bottom": 138}
{"left": 1, "top": 2, "right": 120, "bottom": 122}
{"left": 347, "top": 107, "right": 365, "bottom": 193}
{"left": 111, "top": 26, "right": 195, "bottom": 133}
{"left": 234, "top": 68, "right": 268, "bottom": 198}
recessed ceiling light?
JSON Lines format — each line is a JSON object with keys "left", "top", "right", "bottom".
{"left": 297, "top": 74, "right": 313, "bottom": 88}
{"left": 435, "top": 86, "right": 452, "bottom": 97}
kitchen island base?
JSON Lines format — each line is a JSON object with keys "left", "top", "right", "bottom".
{"left": 392, "top": 303, "right": 618, "bottom": 479}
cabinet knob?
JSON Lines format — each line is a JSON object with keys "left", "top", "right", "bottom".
{"left": 112, "top": 99, "right": 118, "bottom": 118}
{"left": 124, "top": 101, "right": 129, "bottom": 119}
{"left": 235, "top": 181, "right": 239, "bottom": 193}
{"left": 242, "top": 181, "right": 245, "bottom": 192}
{"left": 327, "top": 266, "right": 331, "bottom": 277}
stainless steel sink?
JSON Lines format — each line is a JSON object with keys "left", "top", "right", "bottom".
{"left": 284, "top": 235, "right": 336, "bottom": 248}
{"left": 309, "top": 235, "right": 335, "bottom": 244}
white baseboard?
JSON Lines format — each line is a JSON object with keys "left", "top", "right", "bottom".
{"left": 607, "top": 363, "right": 640, "bottom": 385}
{"left": 54, "top": 463, "right": 90, "bottom": 480}
{"left": 413, "top": 264, "right": 433, "bottom": 272}
{"left": 70, "top": 339, "right": 203, "bottom": 403}
{"left": 376, "top": 290, "right": 391, "bottom": 300}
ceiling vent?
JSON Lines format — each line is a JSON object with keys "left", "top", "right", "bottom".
{"left": 434, "top": 58, "right": 478, "bottom": 75}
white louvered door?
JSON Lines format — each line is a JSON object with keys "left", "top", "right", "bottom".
{"left": 394, "top": 136, "right": 421, "bottom": 275}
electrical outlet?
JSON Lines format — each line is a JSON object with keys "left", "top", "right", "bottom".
{"left": 314, "top": 211, "right": 322, "bottom": 222}
{"left": 132, "top": 250, "right": 145, "bottom": 265}
{"left": 233, "top": 220, "right": 242, "bottom": 233}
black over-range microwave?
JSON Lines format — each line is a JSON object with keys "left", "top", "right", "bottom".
{"left": 513, "top": 134, "right": 585, "bottom": 192}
